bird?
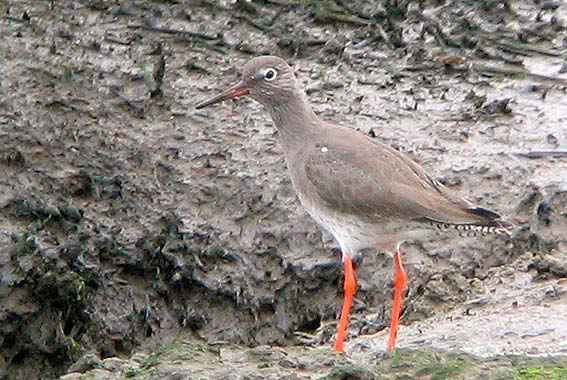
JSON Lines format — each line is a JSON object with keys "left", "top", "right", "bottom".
{"left": 195, "top": 56, "right": 510, "bottom": 353}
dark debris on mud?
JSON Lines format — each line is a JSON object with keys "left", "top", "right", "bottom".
{"left": 0, "top": 1, "right": 566, "bottom": 379}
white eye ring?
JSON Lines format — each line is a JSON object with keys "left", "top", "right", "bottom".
{"left": 264, "top": 68, "right": 277, "bottom": 81}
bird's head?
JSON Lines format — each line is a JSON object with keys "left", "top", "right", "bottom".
{"left": 195, "top": 56, "right": 298, "bottom": 110}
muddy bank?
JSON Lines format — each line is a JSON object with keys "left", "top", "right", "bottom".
{"left": 0, "top": 1, "right": 566, "bottom": 379}
{"left": 60, "top": 341, "right": 567, "bottom": 380}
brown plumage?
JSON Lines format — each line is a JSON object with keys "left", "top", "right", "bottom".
{"left": 195, "top": 55, "right": 511, "bottom": 353}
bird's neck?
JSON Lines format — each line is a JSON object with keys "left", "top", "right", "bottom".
{"left": 264, "top": 92, "right": 322, "bottom": 152}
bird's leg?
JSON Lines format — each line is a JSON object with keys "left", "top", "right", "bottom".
{"left": 387, "top": 249, "right": 407, "bottom": 351}
{"left": 333, "top": 256, "right": 356, "bottom": 353}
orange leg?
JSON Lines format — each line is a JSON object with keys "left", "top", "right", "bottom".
{"left": 333, "top": 257, "right": 356, "bottom": 353}
{"left": 387, "top": 249, "right": 407, "bottom": 351}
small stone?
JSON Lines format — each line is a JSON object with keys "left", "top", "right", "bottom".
{"left": 59, "top": 373, "right": 82, "bottom": 380}
{"left": 480, "top": 98, "right": 511, "bottom": 115}
{"left": 67, "top": 353, "right": 102, "bottom": 373}
{"left": 540, "top": 1, "right": 560, "bottom": 10}
{"left": 540, "top": 255, "right": 567, "bottom": 277}
{"left": 87, "top": 369, "right": 114, "bottom": 380}
{"left": 101, "top": 357, "right": 129, "bottom": 372}
{"left": 322, "top": 79, "right": 345, "bottom": 90}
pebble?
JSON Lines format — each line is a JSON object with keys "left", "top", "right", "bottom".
{"left": 60, "top": 369, "right": 114, "bottom": 380}
{"left": 101, "top": 357, "right": 130, "bottom": 372}
{"left": 59, "top": 373, "right": 82, "bottom": 380}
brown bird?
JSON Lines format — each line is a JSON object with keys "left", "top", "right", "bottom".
{"left": 195, "top": 56, "right": 510, "bottom": 353}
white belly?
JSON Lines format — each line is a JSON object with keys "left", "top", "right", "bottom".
{"left": 299, "top": 195, "right": 434, "bottom": 255}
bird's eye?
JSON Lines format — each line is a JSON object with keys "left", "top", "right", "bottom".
{"left": 264, "top": 68, "right": 277, "bottom": 81}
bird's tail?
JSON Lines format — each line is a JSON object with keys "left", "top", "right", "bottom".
{"left": 416, "top": 206, "right": 512, "bottom": 236}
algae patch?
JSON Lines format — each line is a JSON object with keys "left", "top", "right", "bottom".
{"left": 374, "top": 348, "right": 470, "bottom": 380}
{"left": 513, "top": 366, "right": 567, "bottom": 380}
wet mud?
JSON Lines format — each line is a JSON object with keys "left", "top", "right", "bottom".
{"left": 0, "top": 1, "right": 566, "bottom": 379}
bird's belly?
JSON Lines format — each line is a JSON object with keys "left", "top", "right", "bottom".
{"left": 298, "top": 197, "right": 432, "bottom": 254}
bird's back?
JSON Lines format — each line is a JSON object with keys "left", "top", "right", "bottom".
{"left": 284, "top": 122, "right": 509, "bottom": 251}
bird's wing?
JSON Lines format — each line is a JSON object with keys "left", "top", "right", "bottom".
{"left": 302, "top": 128, "right": 505, "bottom": 228}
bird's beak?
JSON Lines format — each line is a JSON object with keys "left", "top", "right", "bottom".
{"left": 195, "top": 80, "right": 250, "bottom": 109}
